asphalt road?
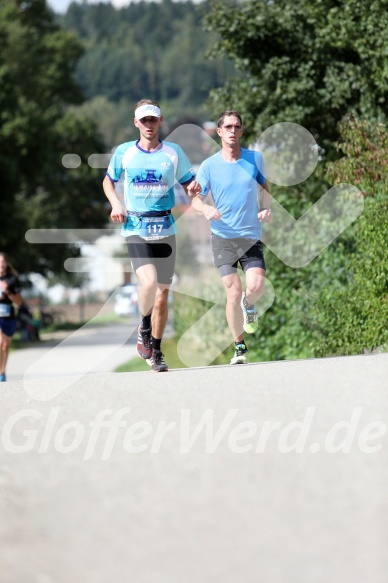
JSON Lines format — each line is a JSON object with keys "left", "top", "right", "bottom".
{"left": 1, "top": 352, "right": 387, "bottom": 583}
{"left": 6, "top": 319, "right": 146, "bottom": 382}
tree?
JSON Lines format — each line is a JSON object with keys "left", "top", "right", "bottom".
{"left": 0, "top": 0, "right": 108, "bottom": 277}
{"left": 326, "top": 116, "right": 388, "bottom": 197}
{"left": 199, "top": 0, "right": 388, "bottom": 360}
{"left": 204, "top": 0, "right": 388, "bottom": 150}
{"left": 306, "top": 117, "right": 388, "bottom": 356}
{"left": 59, "top": 0, "right": 236, "bottom": 128}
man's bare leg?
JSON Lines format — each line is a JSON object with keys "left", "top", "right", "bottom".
{"left": 221, "top": 273, "right": 244, "bottom": 343}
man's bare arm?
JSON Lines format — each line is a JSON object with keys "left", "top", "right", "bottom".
{"left": 185, "top": 180, "right": 203, "bottom": 198}
{"left": 258, "top": 181, "right": 272, "bottom": 223}
{"left": 102, "top": 175, "right": 126, "bottom": 223}
{"left": 191, "top": 195, "right": 222, "bottom": 221}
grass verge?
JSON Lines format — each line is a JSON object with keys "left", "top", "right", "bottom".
{"left": 115, "top": 337, "right": 230, "bottom": 372}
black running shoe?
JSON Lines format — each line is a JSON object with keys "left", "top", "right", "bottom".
{"left": 147, "top": 349, "right": 168, "bottom": 372}
{"left": 137, "top": 325, "right": 152, "bottom": 360}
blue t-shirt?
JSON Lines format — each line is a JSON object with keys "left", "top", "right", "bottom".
{"left": 107, "top": 140, "right": 195, "bottom": 237}
{"left": 196, "top": 148, "right": 266, "bottom": 240}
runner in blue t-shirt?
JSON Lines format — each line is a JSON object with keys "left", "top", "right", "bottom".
{"left": 187, "top": 110, "right": 272, "bottom": 365}
{"left": 0, "top": 252, "right": 23, "bottom": 382}
{"left": 103, "top": 99, "right": 201, "bottom": 372}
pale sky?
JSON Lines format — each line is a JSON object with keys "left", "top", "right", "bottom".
{"left": 47, "top": 0, "right": 203, "bottom": 14}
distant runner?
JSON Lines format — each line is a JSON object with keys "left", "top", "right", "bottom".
{"left": 0, "top": 252, "right": 23, "bottom": 381}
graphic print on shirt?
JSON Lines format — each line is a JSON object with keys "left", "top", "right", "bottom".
{"left": 131, "top": 168, "right": 169, "bottom": 199}
{"left": 106, "top": 140, "right": 195, "bottom": 238}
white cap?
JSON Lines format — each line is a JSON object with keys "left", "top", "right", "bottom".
{"left": 135, "top": 104, "right": 161, "bottom": 120}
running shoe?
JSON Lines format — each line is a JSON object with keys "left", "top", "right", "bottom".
{"left": 136, "top": 325, "right": 152, "bottom": 360}
{"left": 230, "top": 342, "right": 248, "bottom": 365}
{"left": 147, "top": 349, "right": 168, "bottom": 372}
{"left": 241, "top": 292, "right": 258, "bottom": 334}
{"left": 0, "top": 373, "right": 6, "bottom": 382}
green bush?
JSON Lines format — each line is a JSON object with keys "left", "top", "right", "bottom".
{"left": 310, "top": 197, "right": 388, "bottom": 356}
{"left": 306, "top": 117, "right": 388, "bottom": 356}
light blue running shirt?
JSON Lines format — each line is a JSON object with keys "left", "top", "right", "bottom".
{"left": 196, "top": 148, "right": 266, "bottom": 239}
{"left": 107, "top": 140, "right": 195, "bottom": 238}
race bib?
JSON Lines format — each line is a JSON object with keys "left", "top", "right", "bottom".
{"left": 125, "top": 213, "right": 173, "bottom": 241}
{"left": 0, "top": 304, "right": 11, "bottom": 317}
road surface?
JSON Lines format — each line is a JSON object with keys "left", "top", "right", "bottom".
{"left": 6, "top": 319, "right": 147, "bottom": 381}
{"left": 1, "top": 352, "right": 387, "bottom": 583}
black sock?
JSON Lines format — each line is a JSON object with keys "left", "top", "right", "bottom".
{"left": 152, "top": 336, "right": 161, "bottom": 352}
{"left": 141, "top": 314, "right": 151, "bottom": 330}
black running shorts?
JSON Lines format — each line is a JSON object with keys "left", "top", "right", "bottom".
{"left": 126, "top": 235, "right": 176, "bottom": 285}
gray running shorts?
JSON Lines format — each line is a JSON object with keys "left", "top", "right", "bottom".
{"left": 211, "top": 233, "right": 266, "bottom": 277}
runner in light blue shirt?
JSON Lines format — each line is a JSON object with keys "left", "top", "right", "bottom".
{"left": 188, "top": 110, "right": 272, "bottom": 365}
{"left": 194, "top": 148, "right": 266, "bottom": 240}
{"left": 103, "top": 100, "right": 201, "bottom": 372}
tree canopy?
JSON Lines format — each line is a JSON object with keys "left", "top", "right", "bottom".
{"left": 204, "top": 0, "right": 388, "bottom": 149}
{"left": 60, "top": 0, "right": 235, "bottom": 118}
{"left": 0, "top": 0, "right": 107, "bottom": 277}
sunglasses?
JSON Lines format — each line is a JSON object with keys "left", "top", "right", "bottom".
{"left": 222, "top": 124, "right": 243, "bottom": 131}
{"left": 139, "top": 116, "right": 160, "bottom": 123}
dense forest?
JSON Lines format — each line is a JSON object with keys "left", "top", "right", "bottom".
{"left": 58, "top": 0, "right": 236, "bottom": 147}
